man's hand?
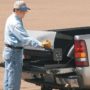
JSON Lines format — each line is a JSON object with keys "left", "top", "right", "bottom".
{"left": 41, "top": 40, "right": 51, "bottom": 48}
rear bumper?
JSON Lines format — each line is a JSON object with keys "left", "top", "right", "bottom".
{"left": 22, "top": 65, "right": 85, "bottom": 89}
{"left": 22, "top": 60, "right": 90, "bottom": 89}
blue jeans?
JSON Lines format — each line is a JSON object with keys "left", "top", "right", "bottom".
{"left": 3, "top": 47, "right": 23, "bottom": 90}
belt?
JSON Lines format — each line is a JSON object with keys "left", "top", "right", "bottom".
{"left": 5, "top": 44, "right": 23, "bottom": 49}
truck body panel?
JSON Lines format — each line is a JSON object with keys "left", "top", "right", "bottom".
{"left": 23, "top": 27, "right": 90, "bottom": 89}
{"left": 75, "top": 34, "right": 90, "bottom": 87}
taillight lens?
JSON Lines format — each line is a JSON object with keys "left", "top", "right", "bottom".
{"left": 74, "top": 40, "right": 89, "bottom": 67}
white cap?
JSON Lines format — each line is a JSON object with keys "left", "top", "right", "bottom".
{"left": 13, "top": 0, "right": 30, "bottom": 11}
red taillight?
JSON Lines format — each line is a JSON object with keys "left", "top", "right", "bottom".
{"left": 74, "top": 39, "right": 89, "bottom": 67}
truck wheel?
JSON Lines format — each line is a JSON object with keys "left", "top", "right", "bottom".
{"left": 0, "top": 62, "right": 4, "bottom": 67}
{"left": 41, "top": 85, "right": 52, "bottom": 90}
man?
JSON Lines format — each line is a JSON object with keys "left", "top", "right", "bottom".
{"left": 3, "top": 1, "right": 51, "bottom": 90}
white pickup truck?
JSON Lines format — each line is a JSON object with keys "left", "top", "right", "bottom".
{"left": 22, "top": 26, "right": 90, "bottom": 90}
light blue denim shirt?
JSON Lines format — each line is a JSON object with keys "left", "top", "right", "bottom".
{"left": 4, "top": 13, "right": 42, "bottom": 48}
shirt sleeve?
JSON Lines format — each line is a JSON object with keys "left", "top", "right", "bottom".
{"left": 12, "top": 23, "right": 42, "bottom": 47}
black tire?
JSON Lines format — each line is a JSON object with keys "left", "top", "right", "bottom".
{"left": 0, "top": 62, "right": 4, "bottom": 67}
{"left": 41, "top": 85, "right": 52, "bottom": 90}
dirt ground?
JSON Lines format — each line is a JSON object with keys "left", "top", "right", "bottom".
{"left": 0, "top": 0, "right": 90, "bottom": 90}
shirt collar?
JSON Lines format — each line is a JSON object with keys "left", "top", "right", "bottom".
{"left": 13, "top": 13, "right": 22, "bottom": 21}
